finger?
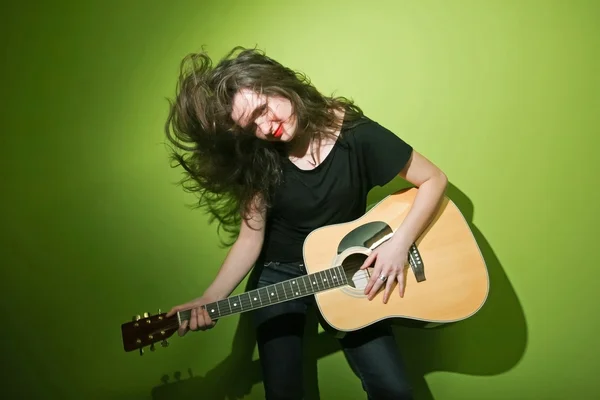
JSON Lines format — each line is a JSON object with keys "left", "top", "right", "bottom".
{"left": 166, "top": 302, "right": 191, "bottom": 318}
{"left": 382, "top": 272, "right": 396, "bottom": 304}
{"left": 198, "top": 307, "right": 208, "bottom": 331}
{"left": 189, "top": 307, "right": 199, "bottom": 331}
{"left": 398, "top": 272, "right": 406, "bottom": 298}
{"left": 178, "top": 319, "right": 189, "bottom": 337}
{"left": 360, "top": 251, "right": 377, "bottom": 270}
{"left": 197, "top": 309, "right": 206, "bottom": 331}
{"left": 202, "top": 308, "right": 214, "bottom": 328}
{"left": 365, "top": 267, "right": 387, "bottom": 300}
{"left": 368, "top": 276, "right": 386, "bottom": 300}
{"left": 166, "top": 306, "right": 180, "bottom": 318}
{"left": 363, "top": 264, "right": 381, "bottom": 295}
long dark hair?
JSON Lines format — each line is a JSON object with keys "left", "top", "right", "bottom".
{"left": 164, "top": 46, "right": 364, "bottom": 244}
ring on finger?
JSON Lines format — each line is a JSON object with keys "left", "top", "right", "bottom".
{"left": 379, "top": 273, "right": 387, "bottom": 282}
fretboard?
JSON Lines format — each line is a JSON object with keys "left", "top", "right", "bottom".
{"left": 178, "top": 265, "right": 348, "bottom": 323}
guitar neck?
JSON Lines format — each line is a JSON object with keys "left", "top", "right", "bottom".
{"left": 177, "top": 265, "right": 348, "bottom": 323}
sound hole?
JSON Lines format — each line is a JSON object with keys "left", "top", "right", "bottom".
{"left": 337, "top": 221, "right": 393, "bottom": 254}
{"left": 341, "top": 253, "right": 371, "bottom": 290}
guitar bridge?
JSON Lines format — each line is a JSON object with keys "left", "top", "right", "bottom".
{"left": 408, "top": 244, "right": 426, "bottom": 282}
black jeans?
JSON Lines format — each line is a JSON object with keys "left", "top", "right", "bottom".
{"left": 251, "top": 261, "right": 413, "bottom": 400}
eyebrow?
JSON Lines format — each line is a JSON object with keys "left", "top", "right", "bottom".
{"left": 240, "top": 104, "right": 268, "bottom": 129}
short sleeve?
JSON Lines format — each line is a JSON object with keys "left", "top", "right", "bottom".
{"left": 352, "top": 117, "right": 413, "bottom": 188}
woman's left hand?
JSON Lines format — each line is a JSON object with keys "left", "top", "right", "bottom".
{"left": 360, "top": 241, "right": 409, "bottom": 303}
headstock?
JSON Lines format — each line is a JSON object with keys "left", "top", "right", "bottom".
{"left": 121, "top": 309, "right": 178, "bottom": 355}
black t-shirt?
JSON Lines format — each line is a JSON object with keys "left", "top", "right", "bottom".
{"left": 259, "top": 115, "right": 413, "bottom": 263}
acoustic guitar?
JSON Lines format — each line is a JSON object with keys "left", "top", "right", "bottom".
{"left": 121, "top": 188, "right": 489, "bottom": 354}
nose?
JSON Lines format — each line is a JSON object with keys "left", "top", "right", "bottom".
{"left": 255, "top": 116, "right": 272, "bottom": 136}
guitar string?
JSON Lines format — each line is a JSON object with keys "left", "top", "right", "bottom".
{"left": 194, "top": 269, "right": 386, "bottom": 313}
{"left": 133, "top": 271, "right": 402, "bottom": 346}
{"left": 138, "top": 271, "right": 394, "bottom": 331}
{"left": 191, "top": 272, "right": 396, "bottom": 318}
{"left": 145, "top": 242, "right": 401, "bottom": 332}
{"left": 195, "top": 271, "right": 395, "bottom": 316}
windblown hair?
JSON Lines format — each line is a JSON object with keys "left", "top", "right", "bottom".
{"left": 164, "top": 46, "right": 364, "bottom": 244}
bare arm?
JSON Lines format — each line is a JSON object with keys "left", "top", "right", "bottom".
{"left": 166, "top": 194, "right": 266, "bottom": 330}
{"left": 203, "top": 195, "right": 267, "bottom": 301}
{"left": 390, "top": 150, "right": 448, "bottom": 249}
{"left": 362, "top": 150, "right": 448, "bottom": 302}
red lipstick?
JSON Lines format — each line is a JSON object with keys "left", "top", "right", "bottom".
{"left": 273, "top": 123, "right": 283, "bottom": 138}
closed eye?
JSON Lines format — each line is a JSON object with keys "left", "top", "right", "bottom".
{"left": 248, "top": 104, "right": 269, "bottom": 127}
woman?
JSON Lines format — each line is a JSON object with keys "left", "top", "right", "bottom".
{"left": 165, "top": 46, "right": 448, "bottom": 400}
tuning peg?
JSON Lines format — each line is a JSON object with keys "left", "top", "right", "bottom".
{"left": 161, "top": 339, "right": 169, "bottom": 348}
{"left": 150, "top": 343, "right": 155, "bottom": 352}
{"left": 133, "top": 315, "right": 141, "bottom": 321}
{"left": 158, "top": 308, "right": 162, "bottom": 314}
{"left": 143, "top": 312, "right": 149, "bottom": 318}
{"left": 139, "top": 347, "right": 144, "bottom": 356}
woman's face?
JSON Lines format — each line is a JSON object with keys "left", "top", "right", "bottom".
{"left": 230, "top": 88, "right": 297, "bottom": 142}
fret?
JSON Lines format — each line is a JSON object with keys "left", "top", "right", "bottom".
{"left": 324, "top": 268, "right": 333, "bottom": 289}
{"left": 218, "top": 299, "right": 231, "bottom": 316}
{"left": 241, "top": 293, "right": 251, "bottom": 312}
{"left": 271, "top": 283, "right": 278, "bottom": 301}
{"left": 204, "top": 301, "right": 220, "bottom": 319}
{"left": 300, "top": 274, "right": 308, "bottom": 295}
{"left": 267, "top": 286, "right": 275, "bottom": 303}
{"left": 205, "top": 302, "right": 218, "bottom": 319}
{"left": 321, "top": 270, "right": 330, "bottom": 289}
{"left": 230, "top": 295, "right": 241, "bottom": 312}
{"left": 331, "top": 267, "right": 339, "bottom": 283}
{"left": 332, "top": 268, "right": 339, "bottom": 285}
{"left": 329, "top": 268, "right": 337, "bottom": 286}
{"left": 268, "top": 286, "right": 277, "bottom": 302}
{"left": 241, "top": 292, "right": 250, "bottom": 312}
{"left": 328, "top": 268, "right": 335, "bottom": 286}
{"left": 277, "top": 282, "right": 287, "bottom": 301}
{"left": 258, "top": 287, "right": 270, "bottom": 305}
{"left": 249, "top": 290, "right": 260, "bottom": 308}
{"left": 338, "top": 266, "right": 348, "bottom": 284}
{"left": 319, "top": 271, "right": 327, "bottom": 290}
{"left": 332, "top": 266, "right": 341, "bottom": 285}
{"left": 286, "top": 281, "right": 293, "bottom": 298}
{"left": 330, "top": 268, "right": 337, "bottom": 287}
{"left": 255, "top": 289, "right": 263, "bottom": 306}
{"left": 285, "top": 281, "right": 291, "bottom": 299}
{"left": 289, "top": 280, "right": 296, "bottom": 297}
{"left": 303, "top": 274, "right": 313, "bottom": 295}
{"left": 273, "top": 283, "right": 285, "bottom": 302}
{"left": 235, "top": 295, "right": 242, "bottom": 312}
{"left": 335, "top": 266, "right": 343, "bottom": 284}
{"left": 313, "top": 271, "right": 322, "bottom": 292}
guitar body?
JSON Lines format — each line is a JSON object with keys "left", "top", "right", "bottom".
{"left": 303, "top": 187, "right": 489, "bottom": 332}
{"left": 121, "top": 187, "right": 489, "bottom": 354}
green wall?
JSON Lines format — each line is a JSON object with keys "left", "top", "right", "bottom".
{"left": 2, "top": 0, "right": 598, "bottom": 399}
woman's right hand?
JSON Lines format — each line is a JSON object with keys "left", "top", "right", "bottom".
{"left": 166, "top": 295, "right": 218, "bottom": 336}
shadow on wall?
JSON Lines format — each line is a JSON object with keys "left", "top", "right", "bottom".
{"left": 151, "top": 179, "right": 528, "bottom": 400}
